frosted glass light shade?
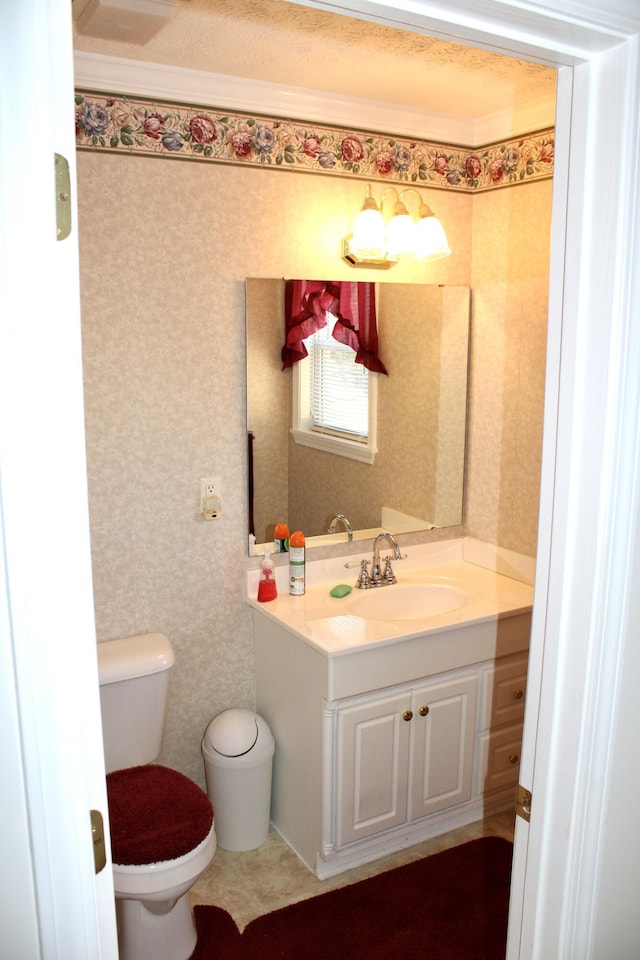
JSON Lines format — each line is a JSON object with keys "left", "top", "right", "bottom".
{"left": 350, "top": 202, "right": 387, "bottom": 259}
{"left": 386, "top": 201, "right": 414, "bottom": 261}
{"left": 414, "top": 207, "right": 451, "bottom": 262}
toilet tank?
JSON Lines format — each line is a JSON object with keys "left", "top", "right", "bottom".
{"left": 97, "top": 633, "right": 175, "bottom": 773}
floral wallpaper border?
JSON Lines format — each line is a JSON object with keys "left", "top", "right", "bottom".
{"left": 75, "top": 90, "right": 554, "bottom": 193}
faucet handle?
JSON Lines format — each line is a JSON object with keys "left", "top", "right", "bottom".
{"left": 358, "top": 559, "right": 371, "bottom": 587}
{"left": 345, "top": 558, "right": 371, "bottom": 588}
{"left": 382, "top": 557, "right": 397, "bottom": 584}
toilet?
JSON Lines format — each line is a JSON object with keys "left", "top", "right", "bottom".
{"left": 97, "top": 633, "right": 216, "bottom": 960}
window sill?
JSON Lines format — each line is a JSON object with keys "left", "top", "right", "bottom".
{"left": 291, "top": 428, "right": 377, "bottom": 464}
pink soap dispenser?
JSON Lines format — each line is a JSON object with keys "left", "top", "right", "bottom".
{"left": 257, "top": 546, "right": 278, "bottom": 602}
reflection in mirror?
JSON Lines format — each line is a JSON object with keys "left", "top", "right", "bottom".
{"left": 246, "top": 279, "right": 470, "bottom": 553}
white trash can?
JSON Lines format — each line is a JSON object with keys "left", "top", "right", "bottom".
{"left": 201, "top": 708, "right": 275, "bottom": 851}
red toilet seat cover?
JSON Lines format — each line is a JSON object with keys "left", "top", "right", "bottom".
{"left": 106, "top": 764, "right": 214, "bottom": 866}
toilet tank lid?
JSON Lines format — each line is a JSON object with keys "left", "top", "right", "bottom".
{"left": 97, "top": 633, "right": 175, "bottom": 685}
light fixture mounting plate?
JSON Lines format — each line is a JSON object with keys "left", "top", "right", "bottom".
{"left": 342, "top": 238, "right": 396, "bottom": 269}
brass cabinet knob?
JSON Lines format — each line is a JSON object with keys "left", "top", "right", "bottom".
{"left": 402, "top": 710, "right": 413, "bottom": 721}
{"left": 513, "top": 688, "right": 524, "bottom": 700}
{"left": 418, "top": 705, "right": 429, "bottom": 717}
{"left": 509, "top": 754, "right": 520, "bottom": 764}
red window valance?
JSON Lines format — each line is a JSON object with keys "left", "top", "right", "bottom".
{"left": 282, "top": 280, "right": 388, "bottom": 375}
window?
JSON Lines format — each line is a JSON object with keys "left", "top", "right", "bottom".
{"left": 292, "top": 313, "right": 378, "bottom": 463}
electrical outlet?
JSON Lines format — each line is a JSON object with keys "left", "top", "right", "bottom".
{"left": 200, "top": 477, "right": 220, "bottom": 500}
{"left": 200, "top": 477, "right": 221, "bottom": 520}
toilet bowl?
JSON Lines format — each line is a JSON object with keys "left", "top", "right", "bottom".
{"left": 106, "top": 762, "right": 216, "bottom": 960}
{"left": 98, "top": 635, "right": 216, "bottom": 960}
{"left": 113, "top": 825, "right": 216, "bottom": 903}
{"left": 112, "top": 827, "right": 216, "bottom": 960}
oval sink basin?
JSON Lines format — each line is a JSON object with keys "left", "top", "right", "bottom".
{"left": 348, "top": 581, "right": 467, "bottom": 621}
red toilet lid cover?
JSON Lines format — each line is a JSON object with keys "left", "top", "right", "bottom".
{"left": 106, "top": 764, "right": 213, "bottom": 865}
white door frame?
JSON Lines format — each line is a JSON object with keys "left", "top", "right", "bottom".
{"left": 0, "top": 0, "right": 118, "bottom": 956}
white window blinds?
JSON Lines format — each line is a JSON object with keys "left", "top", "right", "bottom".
{"left": 308, "top": 317, "right": 368, "bottom": 440}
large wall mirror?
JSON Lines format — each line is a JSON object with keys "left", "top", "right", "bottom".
{"left": 246, "top": 279, "right": 470, "bottom": 552}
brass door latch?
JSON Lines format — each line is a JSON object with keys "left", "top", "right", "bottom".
{"left": 55, "top": 153, "right": 71, "bottom": 241}
{"left": 90, "top": 809, "right": 107, "bottom": 874}
{"left": 516, "top": 783, "right": 532, "bottom": 822}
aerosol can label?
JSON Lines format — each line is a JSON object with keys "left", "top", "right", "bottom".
{"left": 289, "top": 546, "right": 305, "bottom": 595}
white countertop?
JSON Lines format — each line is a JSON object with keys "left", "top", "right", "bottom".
{"left": 246, "top": 538, "right": 534, "bottom": 657}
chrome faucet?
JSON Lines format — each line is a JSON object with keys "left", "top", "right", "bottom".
{"left": 371, "top": 532, "right": 402, "bottom": 583}
{"left": 328, "top": 514, "right": 353, "bottom": 542}
{"left": 347, "top": 531, "right": 404, "bottom": 589}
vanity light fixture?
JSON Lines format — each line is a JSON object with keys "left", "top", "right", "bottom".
{"left": 343, "top": 184, "right": 451, "bottom": 267}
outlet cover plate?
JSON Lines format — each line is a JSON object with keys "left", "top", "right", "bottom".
{"left": 200, "top": 477, "right": 221, "bottom": 520}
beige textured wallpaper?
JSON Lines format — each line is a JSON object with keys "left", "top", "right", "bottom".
{"left": 77, "top": 153, "right": 549, "bottom": 786}
{"left": 466, "top": 180, "right": 551, "bottom": 554}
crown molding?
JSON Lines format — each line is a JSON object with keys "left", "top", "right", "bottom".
{"left": 73, "top": 50, "right": 553, "bottom": 147}
{"left": 472, "top": 94, "right": 556, "bottom": 145}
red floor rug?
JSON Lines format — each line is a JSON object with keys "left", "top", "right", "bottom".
{"left": 191, "top": 836, "right": 513, "bottom": 960}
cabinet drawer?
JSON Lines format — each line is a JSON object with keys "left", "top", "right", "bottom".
{"left": 479, "top": 654, "right": 528, "bottom": 729}
{"left": 474, "top": 723, "right": 523, "bottom": 795}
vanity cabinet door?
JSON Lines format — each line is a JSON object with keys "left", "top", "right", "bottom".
{"left": 335, "top": 671, "right": 478, "bottom": 849}
{"left": 409, "top": 674, "right": 478, "bottom": 820}
{"left": 335, "top": 691, "right": 411, "bottom": 848}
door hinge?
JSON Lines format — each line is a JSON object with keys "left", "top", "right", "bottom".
{"left": 515, "top": 783, "right": 532, "bottom": 822}
{"left": 55, "top": 153, "right": 72, "bottom": 241}
{"left": 90, "top": 809, "right": 107, "bottom": 874}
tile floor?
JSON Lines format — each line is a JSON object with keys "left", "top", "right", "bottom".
{"left": 190, "top": 811, "right": 515, "bottom": 931}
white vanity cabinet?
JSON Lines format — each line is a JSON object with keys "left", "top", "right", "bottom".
{"left": 253, "top": 603, "right": 531, "bottom": 879}
{"left": 335, "top": 673, "right": 478, "bottom": 848}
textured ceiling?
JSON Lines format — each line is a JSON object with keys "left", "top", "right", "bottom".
{"left": 73, "top": 0, "right": 556, "bottom": 122}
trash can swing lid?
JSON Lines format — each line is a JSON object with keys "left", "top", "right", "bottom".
{"left": 206, "top": 708, "right": 260, "bottom": 757}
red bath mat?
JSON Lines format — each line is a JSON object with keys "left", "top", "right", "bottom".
{"left": 191, "top": 835, "right": 513, "bottom": 960}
